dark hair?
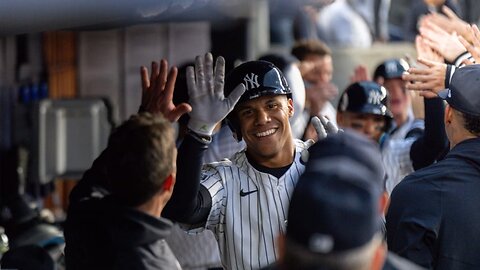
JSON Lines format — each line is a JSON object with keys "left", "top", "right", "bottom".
{"left": 291, "top": 39, "right": 331, "bottom": 61}
{"left": 461, "top": 111, "right": 480, "bottom": 136}
{"left": 106, "top": 112, "right": 175, "bottom": 207}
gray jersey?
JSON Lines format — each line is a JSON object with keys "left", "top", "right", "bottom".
{"left": 188, "top": 139, "right": 308, "bottom": 270}
{"left": 383, "top": 113, "right": 424, "bottom": 194}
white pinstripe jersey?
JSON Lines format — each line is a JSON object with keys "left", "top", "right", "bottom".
{"left": 382, "top": 114, "right": 424, "bottom": 194}
{"left": 188, "top": 139, "right": 308, "bottom": 270}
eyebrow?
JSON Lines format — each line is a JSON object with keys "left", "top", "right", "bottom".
{"left": 236, "top": 98, "right": 277, "bottom": 110}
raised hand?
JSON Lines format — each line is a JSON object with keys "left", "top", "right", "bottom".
{"left": 311, "top": 115, "right": 341, "bottom": 141}
{"left": 415, "top": 35, "right": 443, "bottom": 63}
{"left": 350, "top": 65, "right": 370, "bottom": 83}
{"left": 402, "top": 58, "right": 447, "bottom": 97}
{"left": 140, "top": 59, "right": 192, "bottom": 122}
{"left": 458, "top": 24, "right": 480, "bottom": 63}
{"left": 187, "top": 53, "right": 245, "bottom": 136}
{"left": 419, "top": 21, "right": 466, "bottom": 63}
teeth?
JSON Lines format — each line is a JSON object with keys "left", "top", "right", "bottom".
{"left": 256, "top": 129, "right": 276, "bottom": 137}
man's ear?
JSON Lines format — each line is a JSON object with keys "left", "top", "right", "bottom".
{"left": 445, "top": 104, "right": 453, "bottom": 124}
{"left": 336, "top": 112, "right": 344, "bottom": 126}
{"left": 288, "top": 98, "right": 294, "bottom": 117}
{"left": 372, "top": 242, "right": 387, "bottom": 270}
{"left": 380, "top": 191, "right": 390, "bottom": 216}
{"left": 162, "top": 174, "right": 175, "bottom": 192}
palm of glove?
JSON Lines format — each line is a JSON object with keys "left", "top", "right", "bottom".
{"left": 187, "top": 53, "right": 245, "bottom": 136}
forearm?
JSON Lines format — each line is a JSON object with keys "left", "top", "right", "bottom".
{"left": 68, "top": 148, "right": 112, "bottom": 205}
{"left": 410, "top": 98, "right": 448, "bottom": 170}
{"left": 163, "top": 133, "right": 212, "bottom": 224}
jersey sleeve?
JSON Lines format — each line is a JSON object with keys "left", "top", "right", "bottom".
{"left": 203, "top": 164, "right": 228, "bottom": 232}
{"left": 383, "top": 137, "right": 416, "bottom": 194}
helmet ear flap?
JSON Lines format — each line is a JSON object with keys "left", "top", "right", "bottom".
{"left": 226, "top": 116, "right": 242, "bottom": 142}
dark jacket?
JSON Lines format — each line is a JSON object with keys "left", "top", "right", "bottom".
{"left": 64, "top": 149, "right": 181, "bottom": 270}
{"left": 387, "top": 138, "right": 480, "bottom": 270}
{"left": 65, "top": 196, "right": 180, "bottom": 270}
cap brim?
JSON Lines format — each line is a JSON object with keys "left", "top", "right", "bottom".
{"left": 437, "top": 88, "right": 450, "bottom": 100}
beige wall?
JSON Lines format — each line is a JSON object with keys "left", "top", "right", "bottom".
{"left": 331, "top": 42, "right": 416, "bottom": 104}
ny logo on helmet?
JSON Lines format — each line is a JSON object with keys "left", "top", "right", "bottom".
{"left": 243, "top": 73, "right": 260, "bottom": 90}
{"left": 368, "top": 91, "right": 383, "bottom": 105}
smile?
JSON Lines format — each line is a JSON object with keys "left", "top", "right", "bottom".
{"left": 255, "top": 128, "right": 276, "bottom": 137}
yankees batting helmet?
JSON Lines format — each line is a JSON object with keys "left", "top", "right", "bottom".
{"left": 224, "top": 60, "right": 292, "bottom": 141}
{"left": 373, "top": 58, "right": 409, "bottom": 80}
{"left": 338, "top": 81, "right": 393, "bottom": 129}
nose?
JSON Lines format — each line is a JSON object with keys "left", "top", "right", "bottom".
{"left": 255, "top": 108, "right": 270, "bottom": 125}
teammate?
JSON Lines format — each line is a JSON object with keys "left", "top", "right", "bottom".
{"left": 375, "top": 59, "right": 447, "bottom": 193}
{"left": 65, "top": 59, "right": 191, "bottom": 270}
{"left": 65, "top": 113, "right": 182, "bottom": 270}
{"left": 161, "top": 53, "right": 312, "bottom": 270}
{"left": 387, "top": 64, "right": 480, "bottom": 269}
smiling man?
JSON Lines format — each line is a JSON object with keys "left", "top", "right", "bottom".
{"left": 162, "top": 54, "right": 310, "bottom": 270}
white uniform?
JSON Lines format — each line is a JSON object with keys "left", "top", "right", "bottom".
{"left": 382, "top": 112, "right": 424, "bottom": 194}
{"left": 188, "top": 139, "right": 308, "bottom": 270}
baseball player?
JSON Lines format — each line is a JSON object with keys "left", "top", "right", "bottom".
{"left": 161, "top": 53, "right": 315, "bottom": 270}
{"left": 373, "top": 59, "right": 447, "bottom": 194}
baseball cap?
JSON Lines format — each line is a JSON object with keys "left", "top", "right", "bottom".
{"left": 337, "top": 81, "right": 393, "bottom": 119}
{"left": 373, "top": 59, "right": 409, "bottom": 80}
{"left": 287, "top": 159, "right": 380, "bottom": 254}
{"left": 438, "top": 65, "right": 480, "bottom": 116}
{"left": 307, "top": 130, "right": 386, "bottom": 189}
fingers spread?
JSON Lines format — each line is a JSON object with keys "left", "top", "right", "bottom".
{"left": 311, "top": 116, "right": 327, "bottom": 140}
{"left": 186, "top": 66, "right": 197, "bottom": 97}
{"left": 195, "top": 55, "right": 206, "bottom": 91}
{"left": 163, "top": 66, "right": 178, "bottom": 103}
{"left": 226, "top": 83, "right": 246, "bottom": 108}
{"left": 205, "top": 53, "right": 214, "bottom": 94}
{"left": 140, "top": 66, "right": 149, "bottom": 91}
{"left": 214, "top": 56, "right": 226, "bottom": 95}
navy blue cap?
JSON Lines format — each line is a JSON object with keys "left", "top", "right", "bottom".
{"left": 338, "top": 81, "right": 393, "bottom": 119}
{"left": 307, "top": 130, "right": 386, "bottom": 189}
{"left": 287, "top": 159, "right": 380, "bottom": 253}
{"left": 438, "top": 65, "right": 480, "bottom": 116}
{"left": 373, "top": 59, "right": 409, "bottom": 80}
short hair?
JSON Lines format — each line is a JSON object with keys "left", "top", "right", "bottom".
{"left": 460, "top": 111, "right": 480, "bottom": 136}
{"left": 106, "top": 112, "right": 176, "bottom": 207}
{"left": 283, "top": 234, "right": 382, "bottom": 270}
{"left": 291, "top": 39, "right": 332, "bottom": 61}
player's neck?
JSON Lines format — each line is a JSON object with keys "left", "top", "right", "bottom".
{"left": 246, "top": 140, "right": 295, "bottom": 168}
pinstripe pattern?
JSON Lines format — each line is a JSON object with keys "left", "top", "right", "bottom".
{"left": 383, "top": 114, "right": 425, "bottom": 194}
{"left": 189, "top": 139, "right": 307, "bottom": 270}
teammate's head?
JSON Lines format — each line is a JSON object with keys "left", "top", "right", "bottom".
{"left": 337, "top": 81, "right": 392, "bottom": 142}
{"left": 279, "top": 158, "right": 385, "bottom": 270}
{"left": 373, "top": 59, "right": 411, "bottom": 120}
{"left": 292, "top": 39, "right": 333, "bottom": 84}
{"left": 224, "top": 60, "right": 295, "bottom": 165}
{"left": 106, "top": 112, "right": 176, "bottom": 207}
{"left": 438, "top": 65, "right": 480, "bottom": 144}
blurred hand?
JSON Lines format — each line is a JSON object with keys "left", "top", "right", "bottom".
{"left": 458, "top": 24, "right": 480, "bottom": 63}
{"left": 140, "top": 59, "right": 192, "bottom": 122}
{"left": 402, "top": 58, "right": 447, "bottom": 97}
{"left": 419, "top": 21, "right": 466, "bottom": 63}
{"left": 350, "top": 65, "right": 370, "bottom": 83}
{"left": 415, "top": 35, "right": 443, "bottom": 63}
{"left": 419, "top": 6, "right": 471, "bottom": 43}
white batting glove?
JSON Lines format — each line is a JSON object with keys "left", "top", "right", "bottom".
{"left": 311, "top": 115, "right": 342, "bottom": 140}
{"left": 187, "top": 53, "right": 245, "bottom": 136}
